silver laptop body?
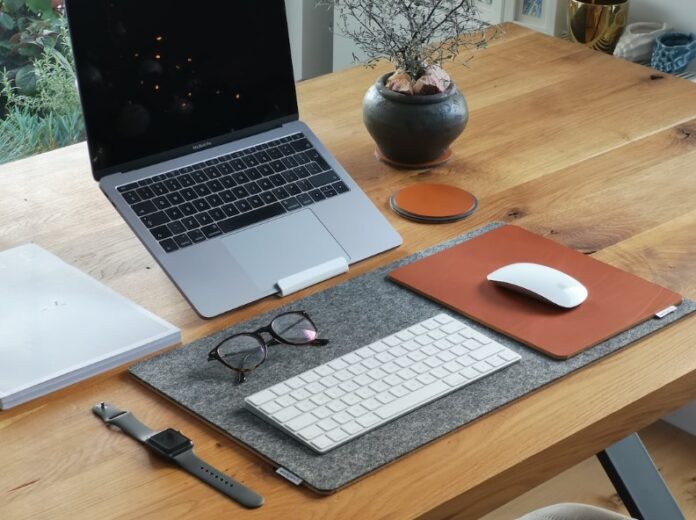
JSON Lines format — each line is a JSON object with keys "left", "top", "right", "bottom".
{"left": 66, "top": 0, "right": 401, "bottom": 317}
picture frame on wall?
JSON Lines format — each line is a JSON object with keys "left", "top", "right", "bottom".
{"left": 475, "top": 0, "right": 568, "bottom": 37}
{"left": 515, "top": 0, "right": 568, "bottom": 36}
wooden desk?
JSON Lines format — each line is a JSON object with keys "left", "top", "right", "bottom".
{"left": 2, "top": 25, "right": 696, "bottom": 519}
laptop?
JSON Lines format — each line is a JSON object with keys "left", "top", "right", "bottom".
{"left": 65, "top": 0, "right": 401, "bottom": 318}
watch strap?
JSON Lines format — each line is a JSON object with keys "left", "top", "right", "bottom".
{"left": 174, "top": 449, "right": 264, "bottom": 508}
{"left": 93, "top": 402, "right": 155, "bottom": 442}
{"left": 93, "top": 402, "right": 264, "bottom": 509}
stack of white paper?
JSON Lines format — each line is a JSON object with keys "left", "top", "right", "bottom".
{"left": 0, "top": 244, "right": 180, "bottom": 409}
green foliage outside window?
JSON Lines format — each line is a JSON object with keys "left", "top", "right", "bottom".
{"left": 0, "top": 0, "right": 84, "bottom": 165}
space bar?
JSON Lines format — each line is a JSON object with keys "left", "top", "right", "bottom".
{"left": 374, "top": 380, "right": 449, "bottom": 420}
{"left": 218, "top": 203, "right": 286, "bottom": 234}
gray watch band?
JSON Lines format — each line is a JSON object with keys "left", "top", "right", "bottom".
{"left": 92, "top": 402, "right": 264, "bottom": 509}
{"left": 93, "top": 402, "right": 155, "bottom": 441}
{"left": 173, "top": 449, "right": 264, "bottom": 508}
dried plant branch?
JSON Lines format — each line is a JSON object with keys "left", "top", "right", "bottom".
{"left": 319, "top": 0, "right": 498, "bottom": 80}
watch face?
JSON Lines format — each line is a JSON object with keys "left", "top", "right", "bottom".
{"left": 147, "top": 428, "right": 192, "bottom": 455}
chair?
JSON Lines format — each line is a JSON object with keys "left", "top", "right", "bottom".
{"left": 518, "top": 503, "right": 633, "bottom": 520}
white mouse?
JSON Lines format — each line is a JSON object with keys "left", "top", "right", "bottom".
{"left": 486, "top": 262, "right": 588, "bottom": 309}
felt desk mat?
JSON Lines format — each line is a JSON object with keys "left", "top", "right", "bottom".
{"left": 129, "top": 222, "right": 696, "bottom": 493}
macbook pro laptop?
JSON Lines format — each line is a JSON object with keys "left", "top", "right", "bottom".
{"left": 65, "top": 0, "right": 401, "bottom": 317}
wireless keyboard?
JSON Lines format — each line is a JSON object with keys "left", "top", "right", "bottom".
{"left": 244, "top": 313, "right": 521, "bottom": 453}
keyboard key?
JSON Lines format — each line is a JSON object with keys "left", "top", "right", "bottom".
{"left": 218, "top": 203, "right": 286, "bottom": 234}
{"left": 168, "top": 221, "right": 186, "bottom": 235}
{"left": 307, "top": 150, "right": 330, "bottom": 170}
{"left": 136, "top": 186, "right": 155, "bottom": 199}
{"left": 220, "top": 190, "right": 236, "bottom": 203}
{"left": 242, "top": 155, "right": 259, "bottom": 168}
{"left": 201, "top": 224, "right": 222, "bottom": 238}
{"left": 195, "top": 212, "right": 213, "bottom": 227}
{"left": 181, "top": 188, "right": 197, "bottom": 201}
{"left": 232, "top": 186, "right": 249, "bottom": 198}
{"left": 333, "top": 181, "right": 350, "bottom": 193}
{"left": 235, "top": 199, "right": 252, "bottom": 213}
{"left": 141, "top": 211, "right": 169, "bottom": 228}
{"left": 309, "top": 189, "right": 325, "bottom": 202}
{"left": 281, "top": 197, "right": 301, "bottom": 211}
{"left": 193, "top": 184, "right": 211, "bottom": 197}
{"left": 153, "top": 196, "right": 171, "bottom": 210}
{"left": 173, "top": 234, "right": 193, "bottom": 248}
{"left": 188, "top": 229, "right": 206, "bottom": 243}
{"left": 132, "top": 200, "right": 156, "bottom": 216}
{"left": 286, "top": 413, "right": 316, "bottom": 432}
{"left": 295, "top": 164, "right": 311, "bottom": 177}
{"left": 159, "top": 238, "right": 178, "bottom": 253}
{"left": 122, "top": 191, "right": 140, "bottom": 204}
{"left": 181, "top": 216, "right": 198, "bottom": 230}
{"left": 270, "top": 174, "right": 285, "bottom": 187}
{"left": 470, "top": 343, "right": 503, "bottom": 361}
{"left": 298, "top": 425, "right": 323, "bottom": 441}
{"left": 254, "top": 150, "right": 271, "bottom": 163}
{"left": 232, "top": 171, "right": 250, "bottom": 184}
{"left": 309, "top": 170, "right": 341, "bottom": 188}
{"left": 118, "top": 182, "right": 139, "bottom": 193}
{"left": 222, "top": 203, "right": 240, "bottom": 217}
{"left": 258, "top": 164, "right": 274, "bottom": 176}
{"left": 297, "top": 193, "right": 313, "bottom": 206}
{"left": 164, "top": 179, "right": 182, "bottom": 191}
{"left": 291, "top": 138, "right": 313, "bottom": 151}
{"left": 246, "top": 182, "right": 262, "bottom": 195}
{"left": 151, "top": 225, "right": 172, "bottom": 241}
{"left": 209, "top": 208, "right": 225, "bottom": 221}
{"left": 165, "top": 206, "right": 184, "bottom": 221}
{"left": 272, "top": 187, "right": 290, "bottom": 200}
{"left": 151, "top": 182, "right": 167, "bottom": 196}
{"left": 248, "top": 195, "right": 264, "bottom": 208}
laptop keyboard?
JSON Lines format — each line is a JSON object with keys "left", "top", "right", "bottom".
{"left": 116, "top": 133, "right": 351, "bottom": 253}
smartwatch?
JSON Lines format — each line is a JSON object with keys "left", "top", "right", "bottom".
{"left": 93, "top": 402, "right": 264, "bottom": 509}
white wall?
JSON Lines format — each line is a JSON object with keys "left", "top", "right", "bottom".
{"left": 628, "top": 0, "right": 696, "bottom": 33}
{"left": 286, "top": 0, "right": 334, "bottom": 81}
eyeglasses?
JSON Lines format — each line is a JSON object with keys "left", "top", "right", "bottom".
{"left": 207, "top": 311, "right": 329, "bottom": 383}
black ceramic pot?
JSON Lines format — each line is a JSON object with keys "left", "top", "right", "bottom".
{"left": 362, "top": 73, "right": 468, "bottom": 166}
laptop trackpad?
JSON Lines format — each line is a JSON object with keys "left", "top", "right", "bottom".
{"left": 222, "top": 210, "right": 348, "bottom": 293}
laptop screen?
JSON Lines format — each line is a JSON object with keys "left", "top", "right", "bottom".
{"left": 66, "top": 0, "right": 298, "bottom": 179}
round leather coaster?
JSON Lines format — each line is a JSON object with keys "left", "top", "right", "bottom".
{"left": 390, "top": 183, "right": 477, "bottom": 223}
{"left": 375, "top": 147, "right": 453, "bottom": 169}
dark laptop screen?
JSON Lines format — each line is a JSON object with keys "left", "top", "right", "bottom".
{"left": 66, "top": 0, "right": 298, "bottom": 178}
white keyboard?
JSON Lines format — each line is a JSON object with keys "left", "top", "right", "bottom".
{"left": 244, "top": 313, "right": 521, "bottom": 453}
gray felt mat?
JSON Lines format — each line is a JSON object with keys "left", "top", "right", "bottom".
{"left": 129, "top": 222, "right": 696, "bottom": 493}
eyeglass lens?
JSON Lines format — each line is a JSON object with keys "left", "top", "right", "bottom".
{"left": 271, "top": 312, "right": 317, "bottom": 344}
{"left": 216, "top": 333, "right": 266, "bottom": 371}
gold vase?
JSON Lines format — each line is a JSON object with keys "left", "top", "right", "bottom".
{"left": 568, "top": 0, "right": 629, "bottom": 54}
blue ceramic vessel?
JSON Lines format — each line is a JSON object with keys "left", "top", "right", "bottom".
{"left": 651, "top": 32, "right": 696, "bottom": 74}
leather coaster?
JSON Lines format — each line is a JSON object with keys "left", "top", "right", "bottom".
{"left": 390, "top": 183, "right": 477, "bottom": 223}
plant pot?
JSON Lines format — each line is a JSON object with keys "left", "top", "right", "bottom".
{"left": 568, "top": 0, "right": 630, "bottom": 54}
{"left": 362, "top": 73, "right": 468, "bottom": 168}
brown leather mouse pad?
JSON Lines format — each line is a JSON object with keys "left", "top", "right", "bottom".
{"left": 388, "top": 225, "right": 683, "bottom": 359}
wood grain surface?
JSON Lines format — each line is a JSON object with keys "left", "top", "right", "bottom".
{"left": 2, "top": 24, "right": 696, "bottom": 519}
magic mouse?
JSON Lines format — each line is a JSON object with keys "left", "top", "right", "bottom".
{"left": 486, "top": 262, "right": 588, "bottom": 309}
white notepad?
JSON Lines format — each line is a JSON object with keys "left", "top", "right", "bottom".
{"left": 0, "top": 244, "right": 180, "bottom": 409}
